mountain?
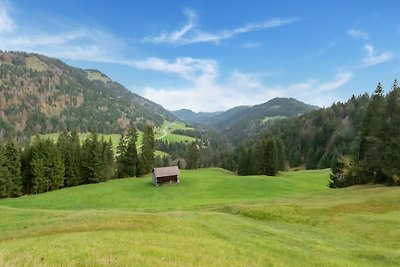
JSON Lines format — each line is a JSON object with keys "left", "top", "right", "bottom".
{"left": 0, "top": 51, "right": 175, "bottom": 139}
{"left": 171, "top": 109, "right": 222, "bottom": 123}
{"left": 173, "top": 98, "right": 319, "bottom": 143}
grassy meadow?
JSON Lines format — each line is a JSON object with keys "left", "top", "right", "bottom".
{"left": 32, "top": 120, "right": 195, "bottom": 157}
{"left": 0, "top": 168, "right": 399, "bottom": 266}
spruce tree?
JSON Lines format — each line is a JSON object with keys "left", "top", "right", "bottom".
{"left": 381, "top": 80, "right": 400, "bottom": 184}
{"left": 31, "top": 152, "right": 46, "bottom": 194}
{"left": 81, "top": 132, "right": 103, "bottom": 183}
{"left": 357, "top": 82, "right": 385, "bottom": 183}
{"left": 0, "top": 145, "right": 12, "bottom": 198}
{"left": 5, "top": 140, "right": 22, "bottom": 197}
{"left": 125, "top": 127, "right": 138, "bottom": 177}
{"left": 186, "top": 141, "right": 199, "bottom": 170}
{"left": 139, "top": 125, "right": 155, "bottom": 174}
{"left": 101, "top": 138, "right": 115, "bottom": 180}
{"left": 116, "top": 134, "right": 128, "bottom": 178}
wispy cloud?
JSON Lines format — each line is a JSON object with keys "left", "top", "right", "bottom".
{"left": 241, "top": 41, "right": 262, "bottom": 49}
{"left": 361, "top": 44, "right": 394, "bottom": 67}
{"left": 347, "top": 29, "right": 369, "bottom": 39}
{"left": 316, "top": 71, "right": 352, "bottom": 92}
{"left": 136, "top": 55, "right": 352, "bottom": 111}
{"left": 143, "top": 8, "right": 299, "bottom": 45}
{"left": 0, "top": 0, "right": 14, "bottom": 33}
{"left": 301, "top": 40, "right": 336, "bottom": 61}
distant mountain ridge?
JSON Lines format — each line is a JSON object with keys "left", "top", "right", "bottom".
{"left": 173, "top": 98, "right": 319, "bottom": 143}
{"left": 0, "top": 51, "right": 175, "bottom": 139}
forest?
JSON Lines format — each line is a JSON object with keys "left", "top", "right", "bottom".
{"left": 0, "top": 125, "right": 159, "bottom": 198}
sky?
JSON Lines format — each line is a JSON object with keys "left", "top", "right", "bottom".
{"left": 1, "top": 0, "right": 400, "bottom": 112}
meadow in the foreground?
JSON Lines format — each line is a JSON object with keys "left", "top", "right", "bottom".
{"left": 0, "top": 169, "right": 399, "bottom": 266}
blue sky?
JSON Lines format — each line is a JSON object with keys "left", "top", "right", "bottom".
{"left": 1, "top": 0, "right": 399, "bottom": 111}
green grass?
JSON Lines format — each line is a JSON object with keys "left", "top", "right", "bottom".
{"left": 1, "top": 169, "right": 399, "bottom": 266}
{"left": 33, "top": 120, "right": 195, "bottom": 156}
{"left": 154, "top": 121, "right": 196, "bottom": 143}
{"left": 262, "top": 115, "right": 287, "bottom": 123}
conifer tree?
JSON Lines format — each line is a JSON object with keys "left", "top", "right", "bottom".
{"left": 357, "top": 82, "right": 385, "bottom": 182}
{"left": 186, "top": 141, "right": 199, "bottom": 169}
{"left": 30, "top": 152, "right": 46, "bottom": 194}
{"left": 116, "top": 134, "right": 128, "bottom": 177}
{"left": 139, "top": 125, "right": 155, "bottom": 174}
{"left": 125, "top": 127, "right": 138, "bottom": 177}
{"left": 0, "top": 145, "right": 12, "bottom": 198}
{"left": 5, "top": 140, "right": 22, "bottom": 196}
{"left": 381, "top": 80, "right": 400, "bottom": 184}
{"left": 101, "top": 138, "right": 115, "bottom": 180}
{"left": 81, "top": 132, "right": 102, "bottom": 183}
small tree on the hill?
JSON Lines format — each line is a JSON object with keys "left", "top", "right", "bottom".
{"left": 186, "top": 141, "right": 199, "bottom": 169}
{"left": 138, "top": 125, "right": 155, "bottom": 175}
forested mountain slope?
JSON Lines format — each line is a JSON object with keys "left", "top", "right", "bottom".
{"left": 173, "top": 98, "right": 318, "bottom": 144}
{"left": 0, "top": 51, "right": 174, "bottom": 140}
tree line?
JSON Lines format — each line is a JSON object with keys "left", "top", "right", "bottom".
{"left": 329, "top": 81, "right": 400, "bottom": 187}
{"left": 0, "top": 125, "right": 155, "bottom": 198}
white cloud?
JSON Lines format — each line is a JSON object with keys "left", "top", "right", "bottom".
{"left": 316, "top": 72, "right": 352, "bottom": 92}
{"left": 0, "top": 0, "right": 14, "bottom": 33}
{"left": 143, "top": 9, "right": 299, "bottom": 45}
{"left": 241, "top": 41, "right": 262, "bottom": 49}
{"left": 347, "top": 29, "right": 369, "bottom": 39}
{"left": 362, "top": 44, "right": 394, "bottom": 67}
{"left": 136, "top": 56, "right": 352, "bottom": 111}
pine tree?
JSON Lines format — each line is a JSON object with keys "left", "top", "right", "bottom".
{"left": 31, "top": 152, "right": 46, "bottom": 194}
{"left": 81, "top": 132, "right": 102, "bottom": 183}
{"left": 186, "top": 141, "right": 199, "bottom": 169}
{"left": 125, "top": 127, "right": 138, "bottom": 177}
{"left": 5, "top": 140, "right": 22, "bottom": 197}
{"left": 381, "top": 80, "right": 400, "bottom": 184}
{"left": 263, "top": 138, "right": 277, "bottom": 176}
{"left": 357, "top": 82, "right": 385, "bottom": 183}
{"left": 116, "top": 134, "right": 128, "bottom": 178}
{"left": 101, "top": 138, "right": 115, "bottom": 180}
{"left": 139, "top": 125, "right": 155, "bottom": 174}
{"left": 0, "top": 145, "right": 12, "bottom": 198}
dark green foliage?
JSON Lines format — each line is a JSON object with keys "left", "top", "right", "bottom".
{"left": 124, "top": 128, "right": 138, "bottom": 177}
{"left": 4, "top": 140, "right": 22, "bottom": 197}
{"left": 330, "top": 81, "right": 400, "bottom": 187}
{"left": 357, "top": 83, "right": 385, "bottom": 182}
{"left": 0, "top": 145, "right": 12, "bottom": 198}
{"left": 80, "top": 133, "right": 103, "bottom": 183}
{"left": 116, "top": 129, "right": 140, "bottom": 178}
{"left": 138, "top": 125, "right": 155, "bottom": 175}
{"left": 100, "top": 137, "right": 115, "bottom": 180}
{"left": 116, "top": 134, "right": 128, "bottom": 177}
{"left": 57, "top": 130, "right": 82, "bottom": 186}
{"left": 30, "top": 152, "right": 46, "bottom": 194}
{"left": 381, "top": 81, "right": 400, "bottom": 184}
{"left": 186, "top": 142, "right": 199, "bottom": 170}
{"left": 30, "top": 138, "right": 65, "bottom": 192}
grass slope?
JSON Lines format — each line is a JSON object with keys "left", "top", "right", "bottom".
{"left": 0, "top": 169, "right": 399, "bottom": 266}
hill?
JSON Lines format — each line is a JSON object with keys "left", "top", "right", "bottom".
{"left": 0, "top": 51, "right": 175, "bottom": 140}
{"left": 186, "top": 98, "right": 319, "bottom": 144}
{"left": 171, "top": 109, "right": 222, "bottom": 123}
{"left": 0, "top": 168, "right": 399, "bottom": 266}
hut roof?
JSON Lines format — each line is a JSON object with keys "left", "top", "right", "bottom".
{"left": 152, "top": 166, "right": 180, "bottom": 178}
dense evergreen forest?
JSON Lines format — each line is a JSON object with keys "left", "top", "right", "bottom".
{"left": 0, "top": 126, "right": 156, "bottom": 198}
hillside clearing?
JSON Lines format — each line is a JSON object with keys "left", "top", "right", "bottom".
{"left": 0, "top": 169, "right": 399, "bottom": 266}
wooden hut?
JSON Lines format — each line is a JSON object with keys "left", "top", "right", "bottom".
{"left": 152, "top": 166, "right": 180, "bottom": 186}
